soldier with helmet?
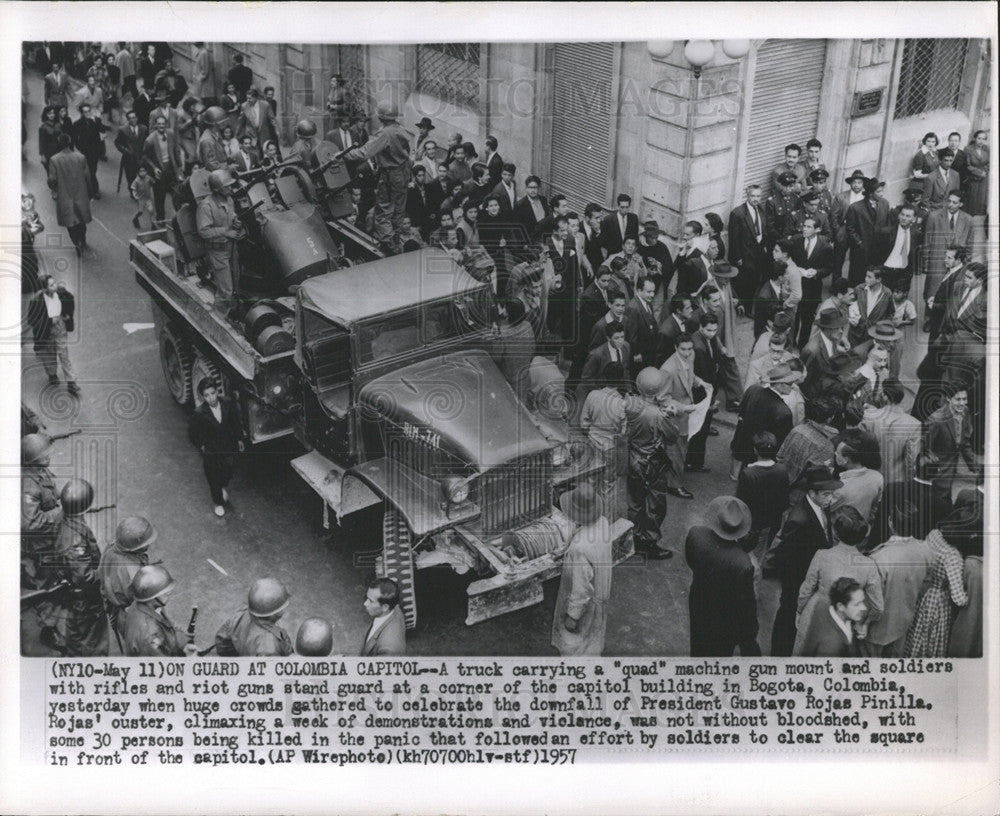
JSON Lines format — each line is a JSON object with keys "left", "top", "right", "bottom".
{"left": 21, "top": 434, "right": 63, "bottom": 578}
{"left": 197, "top": 105, "right": 230, "bottom": 172}
{"left": 624, "top": 368, "right": 680, "bottom": 560}
{"left": 290, "top": 118, "right": 319, "bottom": 165}
{"left": 99, "top": 515, "right": 159, "bottom": 637}
{"left": 196, "top": 167, "right": 241, "bottom": 312}
{"left": 120, "top": 565, "right": 197, "bottom": 657}
{"left": 214, "top": 578, "right": 294, "bottom": 656}
{"left": 295, "top": 617, "right": 334, "bottom": 657}
{"left": 43, "top": 479, "right": 109, "bottom": 656}
{"left": 341, "top": 101, "right": 412, "bottom": 255}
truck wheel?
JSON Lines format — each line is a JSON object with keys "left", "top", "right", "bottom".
{"left": 381, "top": 506, "right": 417, "bottom": 630}
{"left": 159, "top": 326, "right": 193, "bottom": 406}
{"left": 191, "top": 354, "right": 226, "bottom": 407}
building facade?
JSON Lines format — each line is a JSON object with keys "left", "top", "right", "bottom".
{"left": 174, "top": 39, "right": 992, "bottom": 239}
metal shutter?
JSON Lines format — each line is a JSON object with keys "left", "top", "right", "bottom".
{"left": 548, "top": 43, "right": 615, "bottom": 210}
{"left": 743, "top": 39, "right": 827, "bottom": 196}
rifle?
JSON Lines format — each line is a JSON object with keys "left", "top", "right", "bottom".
{"left": 20, "top": 581, "right": 70, "bottom": 608}
{"left": 116, "top": 154, "right": 125, "bottom": 194}
{"left": 45, "top": 429, "right": 82, "bottom": 443}
{"left": 86, "top": 503, "right": 116, "bottom": 513}
{"left": 187, "top": 606, "right": 198, "bottom": 644}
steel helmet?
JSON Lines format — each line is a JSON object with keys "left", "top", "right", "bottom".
{"left": 21, "top": 433, "right": 52, "bottom": 465}
{"left": 60, "top": 478, "right": 94, "bottom": 516}
{"left": 248, "top": 577, "right": 291, "bottom": 617}
{"left": 208, "top": 168, "right": 237, "bottom": 192}
{"left": 115, "top": 516, "right": 158, "bottom": 552}
{"left": 376, "top": 101, "right": 398, "bottom": 121}
{"left": 201, "top": 105, "right": 227, "bottom": 126}
{"left": 636, "top": 367, "right": 665, "bottom": 397}
{"left": 131, "top": 564, "right": 176, "bottom": 603}
{"left": 295, "top": 617, "right": 334, "bottom": 656}
{"left": 295, "top": 118, "right": 317, "bottom": 138}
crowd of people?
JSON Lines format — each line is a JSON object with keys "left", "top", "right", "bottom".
{"left": 21, "top": 42, "right": 988, "bottom": 659}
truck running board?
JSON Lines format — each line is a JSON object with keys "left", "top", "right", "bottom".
{"left": 290, "top": 451, "right": 344, "bottom": 528}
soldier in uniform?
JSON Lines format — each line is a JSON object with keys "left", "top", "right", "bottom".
{"left": 120, "top": 565, "right": 197, "bottom": 657}
{"left": 99, "top": 515, "right": 159, "bottom": 637}
{"left": 21, "top": 434, "right": 63, "bottom": 583}
{"left": 295, "top": 618, "right": 334, "bottom": 657}
{"left": 788, "top": 190, "right": 833, "bottom": 241}
{"left": 341, "top": 102, "right": 412, "bottom": 255}
{"left": 891, "top": 186, "right": 930, "bottom": 233}
{"left": 808, "top": 168, "right": 834, "bottom": 219}
{"left": 289, "top": 118, "right": 319, "bottom": 165}
{"left": 765, "top": 170, "right": 800, "bottom": 249}
{"left": 44, "top": 479, "right": 109, "bottom": 656}
{"left": 196, "top": 106, "right": 230, "bottom": 172}
{"left": 624, "top": 368, "right": 680, "bottom": 561}
{"left": 214, "top": 578, "right": 294, "bottom": 656}
{"left": 196, "top": 168, "right": 241, "bottom": 312}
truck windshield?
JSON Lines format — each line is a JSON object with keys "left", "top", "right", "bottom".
{"left": 356, "top": 290, "right": 493, "bottom": 366}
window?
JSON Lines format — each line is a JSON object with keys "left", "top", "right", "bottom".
{"left": 416, "top": 43, "right": 481, "bottom": 109}
{"left": 894, "top": 39, "right": 970, "bottom": 118}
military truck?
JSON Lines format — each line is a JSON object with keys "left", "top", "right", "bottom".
{"left": 132, "top": 233, "right": 632, "bottom": 629}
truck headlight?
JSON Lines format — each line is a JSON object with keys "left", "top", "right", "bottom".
{"left": 441, "top": 477, "right": 469, "bottom": 505}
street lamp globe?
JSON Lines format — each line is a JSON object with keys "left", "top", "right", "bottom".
{"left": 721, "top": 39, "right": 752, "bottom": 59}
{"left": 683, "top": 40, "right": 716, "bottom": 72}
{"left": 646, "top": 40, "right": 675, "bottom": 59}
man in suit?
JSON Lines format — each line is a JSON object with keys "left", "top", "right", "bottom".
{"left": 787, "top": 190, "right": 833, "bottom": 241}
{"left": 844, "top": 177, "right": 890, "bottom": 286}
{"left": 482, "top": 135, "right": 503, "bottom": 188}
{"left": 138, "top": 44, "right": 157, "bottom": 92}
{"left": 831, "top": 170, "right": 867, "bottom": 281}
{"left": 736, "top": 432, "right": 790, "bottom": 551}
{"left": 923, "top": 148, "right": 961, "bottom": 210}
{"left": 847, "top": 266, "right": 893, "bottom": 347}
{"left": 511, "top": 175, "right": 550, "bottom": 256}
{"left": 188, "top": 377, "right": 245, "bottom": 517}
{"left": 132, "top": 86, "right": 154, "bottom": 130}
{"left": 795, "top": 577, "right": 865, "bottom": 657}
{"left": 771, "top": 143, "right": 807, "bottom": 193}
{"left": 227, "top": 54, "right": 253, "bottom": 103}
{"left": 925, "top": 245, "right": 969, "bottom": 341}
{"left": 925, "top": 382, "right": 980, "bottom": 510}
{"left": 598, "top": 193, "right": 639, "bottom": 258}
{"left": 658, "top": 333, "right": 708, "bottom": 492}
{"left": 114, "top": 109, "right": 147, "bottom": 188}
{"left": 789, "top": 216, "right": 834, "bottom": 346}
{"left": 861, "top": 380, "right": 921, "bottom": 487}
{"left": 920, "top": 191, "right": 973, "bottom": 307}
{"left": 623, "top": 276, "right": 659, "bottom": 371}
{"left": 237, "top": 87, "right": 277, "bottom": 149}
{"left": 405, "top": 165, "right": 432, "bottom": 238}
{"left": 637, "top": 219, "right": 675, "bottom": 300}
{"left": 71, "top": 103, "right": 107, "bottom": 199}
{"left": 655, "top": 293, "right": 695, "bottom": 366}
{"left": 326, "top": 113, "right": 362, "bottom": 152}
{"left": 544, "top": 216, "right": 581, "bottom": 343}
{"left": 491, "top": 162, "right": 518, "bottom": 216}
{"left": 587, "top": 282, "right": 628, "bottom": 349}
{"left": 730, "top": 363, "right": 795, "bottom": 469}
{"left": 873, "top": 204, "right": 920, "bottom": 286}
{"left": 44, "top": 61, "right": 71, "bottom": 109}
{"left": 685, "top": 497, "right": 760, "bottom": 656}
{"left": 675, "top": 221, "right": 712, "bottom": 296}
{"left": 229, "top": 136, "right": 257, "bottom": 173}
{"left": 801, "top": 308, "right": 849, "bottom": 392}
{"left": 580, "top": 320, "right": 631, "bottom": 404}
{"left": 767, "top": 466, "right": 842, "bottom": 656}
{"left": 571, "top": 267, "right": 618, "bottom": 382}
{"left": 143, "top": 114, "right": 185, "bottom": 221}
{"left": 153, "top": 56, "right": 188, "bottom": 107}
{"left": 47, "top": 135, "right": 94, "bottom": 257}
{"left": 361, "top": 577, "right": 407, "bottom": 656}
{"left": 190, "top": 42, "right": 214, "bottom": 101}
{"left": 579, "top": 203, "right": 605, "bottom": 278}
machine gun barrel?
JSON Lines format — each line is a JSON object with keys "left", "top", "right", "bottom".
{"left": 45, "top": 429, "right": 83, "bottom": 442}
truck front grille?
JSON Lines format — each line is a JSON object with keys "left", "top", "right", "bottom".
{"left": 477, "top": 452, "right": 552, "bottom": 537}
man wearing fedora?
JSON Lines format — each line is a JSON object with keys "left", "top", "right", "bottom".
{"left": 411, "top": 116, "right": 434, "bottom": 159}
{"left": 685, "top": 496, "right": 760, "bottom": 657}
{"left": 844, "top": 177, "right": 890, "bottom": 286}
{"left": 552, "top": 483, "right": 615, "bottom": 656}
{"left": 765, "top": 465, "right": 842, "bottom": 656}
{"left": 802, "top": 307, "right": 850, "bottom": 388}
{"left": 624, "top": 368, "right": 679, "bottom": 559}
{"left": 730, "top": 363, "right": 795, "bottom": 472}
{"left": 830, "top": 169, "right": 868, "bottom": 280}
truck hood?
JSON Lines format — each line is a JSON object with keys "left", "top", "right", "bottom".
{"left": 357, "top": 349, "right": 553, "bottom": 472}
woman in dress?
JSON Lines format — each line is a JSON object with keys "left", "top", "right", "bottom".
{"left": 55, "top": 105, "right": 74, "bottom": 138}
{"left": 102, "top": 53, "right": 121, "bottom": 124}
{"left": 220, "top": 124, "right": 241, "bottom": 160}
{"left": 37, "top": 106, "right": 62, "bottom": 169}
{"left": 910, "top": 132, "right": 940, "bottom": 184}
{"left": 705, "top": 211, "right": 726, "bottom": 258}
{"left": 904, "top": 507, "right": 970, "bottom": 657}
{"left": 792, "top": 506, "right": 884, "bottom": 656}
{"left": 219, "top": 81, "right": 241, "bottom": 133}
{"left": 962, "top": 130, "right": 989, "bottom": 217}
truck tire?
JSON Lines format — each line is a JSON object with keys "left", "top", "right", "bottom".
{"left": 191, "top": 353, "right": 226, "bottom": 407}
{"left": 381, "top": 506, "right": 417, "bottom": 630}
{"left": 159, "top": 326, "right": 194, "bottom": 406}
